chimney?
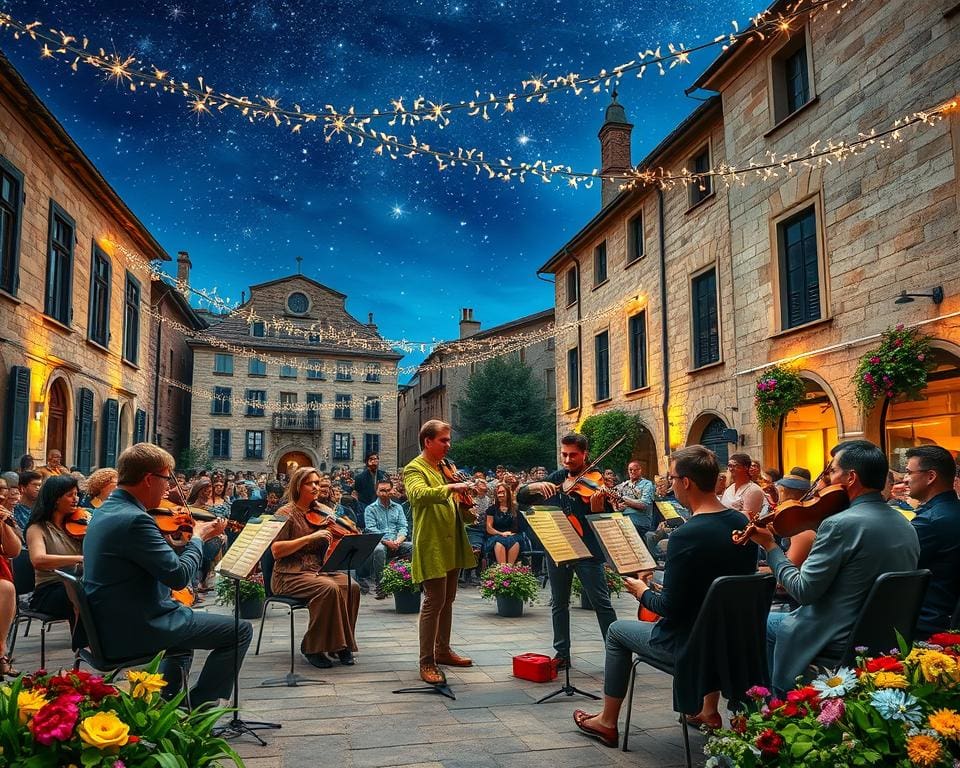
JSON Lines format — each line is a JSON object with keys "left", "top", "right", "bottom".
{"left": 459, "top": 308, "right": 481, "bottom": 339}
{"left": 598, "top": 90, "right": 633, "bottom": 208}
{"left": 367, "top": 312, "right": 378, "bottom": 330}
{"left": 176, "top": 251, "right": 192, "bottom": 287}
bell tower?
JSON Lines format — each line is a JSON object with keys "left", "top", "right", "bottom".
{"left": 598, "top": 90, "right": 633, "bottom": 208}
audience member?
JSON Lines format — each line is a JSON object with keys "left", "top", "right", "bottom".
{"left": 0, "top": 476, "right": 21, "bottom": 677}
{"left": 485, "top": 482, "right": 523, "bottom": 565}
{"left": 364, "top": 479, "right": 413, "bottom": 597}
{"left": 83, "top": 468, "right": 118, "bottom": 509}
{"left": 721, "top": 454, "right": 765, "bottom": 521}
{"left": 37, "top": 449, "right": 70, "bottom": 479}
{"left": 615, "top": 461, "right": 655, "bottom": 537}
{"left": 15, "top": 471, "right": 41, "bottom": 531}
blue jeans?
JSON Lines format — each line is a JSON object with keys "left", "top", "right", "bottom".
{"left": 766, "top": 611, "right": 789, "bottom": 694}
{"left": 603, "top": 619, "right": 674, "bottom": 698}
{"left": 547, "top": 559, "right": 617, "bottom": 657}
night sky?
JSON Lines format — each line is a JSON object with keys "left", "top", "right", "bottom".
{"left": 1, "top": 0, "right": 764, "bottom": 375}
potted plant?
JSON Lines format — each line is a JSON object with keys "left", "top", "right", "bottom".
{"left": 704, "top": 631, "right": 960, "bottom": 767}
{"left": 0, "top": 654, "right": 241, "bottom": 767}
{"left": 572, "top": 565, "right": 624, "bottom": 610}
{"left": 754, "top": 364, "right": 806, "bottom": 428}
{"left": 854, "top": 324, "right": 935, "bottom": 413}
{"left": 379, "top": 559, "right": 421, "bottom": 613}
{"left": 478, "top": 563, "right": 539, "bottom": 617}
{"left": 215, "top": 571, "right": 266, "bottom": 619}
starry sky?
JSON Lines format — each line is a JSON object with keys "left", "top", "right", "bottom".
{"left": 1, "top": 0, "right": 765, "bottom": 376}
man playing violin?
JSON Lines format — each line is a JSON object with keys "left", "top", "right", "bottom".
{"left": 83, "top": 443, "right": 250, "bottom": 707}
{"left": 748, "top": 440, "right": 919, "bottom": 694}
{"left": 517, "top": 432, "right": 618, "bottom": 670}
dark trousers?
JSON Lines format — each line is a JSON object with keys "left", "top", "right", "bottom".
{"left": 29, "top": 581, "right": 75, "bottom": 623}
{"left": 547, "top": 559, "right": 617, "bottom": 657}
{"left": 163, "top": 613, "right": 253, "bottom": 706}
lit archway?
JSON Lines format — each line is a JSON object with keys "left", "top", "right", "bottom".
{"left": 631, "top": 422, "right": 659, "bottom": 478}
{"left": 780, "top": 377, "right": 839, "bottom": 475}
{"left": 688, "top": 412, "right": 731, "bottom": 465}
{"left": 883, "top": 344, "right": 960, "bottom": 470}
{"left": 45, "top": 377, "right": 70, "bottom": 459}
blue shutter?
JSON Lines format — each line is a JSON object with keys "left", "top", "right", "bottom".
{"left": 101, "top": 398, "right": 119, "bottom": 468}
{"left": 75, "top": 387, "right": 94, "bottom": 474}
{"left": 134, "top": 408, "right": 147, "bottom": 443}
{"left": 3, "top": 365, "right": 30, "bottom": 469}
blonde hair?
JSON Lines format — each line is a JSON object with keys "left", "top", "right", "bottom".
{"left": 117, "top": 443, "right": 175, "bottom": 485}
{"left": 86, "top": 468, "right": 118, "bottom": 497}
{"left": 419, "top": 419, "right": 451, "bottom": 448}
{"left": 286, "top": 466, "right": 321, "bottom": 504}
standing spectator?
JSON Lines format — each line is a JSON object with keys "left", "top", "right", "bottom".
{"left": 364, "top": 479, "right": 413, "bottom": 598}
{"left": 353, "top": 453, "right": 388, "bottom": 524}
{"left": 903, "top": 446, "right": 960, "bottom": 635}
{"left": 15, "top": 471, "right": 42, "bottom": 532}
{"left": 721, "top": 454, "right": 765, "bottom": 521}
{"left": 615, "top": 461, "right": 655, "bottom": 537}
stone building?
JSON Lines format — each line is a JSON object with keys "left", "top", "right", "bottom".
{"left": 0, "top": 53, "right": 166, "bottom": 472}
{"left": 541, "top": 0, "right": 960, "bottom": 475}
{"left": 397, "top": 308, "right": 555, "bottom": 464}
{"left": 149, "top": 252, "right": 206, "bottom": 464}
{"left": 188, "top": 274, "right": 401, "bottom": 475}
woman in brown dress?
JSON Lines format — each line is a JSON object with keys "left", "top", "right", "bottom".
{"left": 270, "top": 467, "right": 361, "bottom": 669}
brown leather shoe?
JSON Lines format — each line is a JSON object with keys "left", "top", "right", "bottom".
{"left": 436, "top": 650, "right": 473, "bottom": 667}
{"left": 420, "top": 663, "right": 447, "bottom": 685}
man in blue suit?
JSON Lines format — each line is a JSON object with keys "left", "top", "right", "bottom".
{"left": 904, "top": 445, "right": 960, "bottom": 635}
{"left": 83, "top": 443, "right": 252, "bottom": 706}
{"left": 749, "top": 440, "right": 919, "bottom": 693}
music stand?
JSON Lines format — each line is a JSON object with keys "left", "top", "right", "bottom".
{"left": 320, "top": 533, "right": 382, "bottom": 588}
{"left": 227, "top": 499, "right": 265, "bottom": 547}
{"left": 393, "top": 679, "right": 457, "bottom": 700}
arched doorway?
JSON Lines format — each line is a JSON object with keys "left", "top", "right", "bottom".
{"left": 780, "top": 378, "right": 838, "bottom": 474}
{"left": 632, "top": 424, "right": 659, "bottom": 478}
{"left": 700, "top": 417, "right": 731, "bottom": 466}
{"left": 883, "top": 347, "right": 960, "bottom": 470}
{"left": 46, "top": 378, "right": 69, "bottom": 458}
{"left": 118, "top": 402, "right": 133, "bottom": 455}
{"left": 277, "top": 450, "right": 314, "bottom": 478}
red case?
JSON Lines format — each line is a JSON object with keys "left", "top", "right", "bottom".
{"left": 512, "top": 653, "right": 559, "bottom": 682}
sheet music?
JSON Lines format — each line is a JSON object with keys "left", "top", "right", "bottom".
{"left": 217, "top": 516, "right": 287, "bottom": 580}
{"left": 523, "top": 506, "right": 592, "bottom": 564}
{"left": 655, "top": 501, "right": 681, "bottom": 521}
{"left": 588, "top": 513, "right": 658, "bottom": 574}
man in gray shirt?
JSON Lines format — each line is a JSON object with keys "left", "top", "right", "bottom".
{"left": 364, "top": 478, "right": 413, "bottom": 597}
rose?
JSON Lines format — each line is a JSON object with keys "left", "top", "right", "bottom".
{"left": 29, "top": 697, "right": 80, "bottom": 745}
{"left": 78, "top": 710, "right": 131, "bottom": 750}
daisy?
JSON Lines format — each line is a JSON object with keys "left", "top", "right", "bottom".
{"left": 811, "top": 667, "right": 859, "bottom": 698}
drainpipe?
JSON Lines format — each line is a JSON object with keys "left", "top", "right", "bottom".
{"left": 151, "top": 295, "right": 162, "bottom": 444}
{"left": 657, "top": 188, "right": 670, "bottom": 459}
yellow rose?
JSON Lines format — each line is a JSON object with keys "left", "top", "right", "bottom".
{"left": 17, "top": 689, "right": 49, "bottom": 724}
{"left": 871, "top": 671, "right": 909, "bottom": 689}
{"left": 77, "top": 711, "right": 130, "bottom": 750}
{"left": 127, "top": 670, "right": 166, "bottom": 700}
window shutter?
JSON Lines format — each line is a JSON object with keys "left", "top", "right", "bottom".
{"left": 101, "top": 398, "right": 119, "bottom": 468}
{"left": 3, "top": 365, "right": 30, "bottom": 469}
{"left": 75, "top": 387, "right": 94, "bottom": 474}
{"left": 134, "top": 408, "right": 147, "bottom": 443}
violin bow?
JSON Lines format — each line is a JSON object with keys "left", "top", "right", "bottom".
{"left": 565, "top": 434, "right": 629, "bottom": 495}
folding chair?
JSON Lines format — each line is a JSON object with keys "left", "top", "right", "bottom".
{"left": 8, "top": 550, "right": 71, "bottom": 668}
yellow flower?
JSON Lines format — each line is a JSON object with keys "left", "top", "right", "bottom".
{"left": 127, "top": 670, "right": 166, "bottom": 699}
{"left": 918, "top": 650, "right": 959, "bottom": 684}
{"left": 929, "top": 708, "right": 960, "bottom": 739}
{"left": 906, "top": 733, "right": 941, "bottom": 767}
{"left": 77, "top": 711, "right": 130, "bottom": 750}
{"left": 16, "top": 689, "right": 49, "bottom": 724}
{"left": 870, "top": 671, "right": 909, "bottom": 689}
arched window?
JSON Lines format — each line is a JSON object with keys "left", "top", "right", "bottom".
{"left": 780, "top": 379, "right": 837, "bottom": 474}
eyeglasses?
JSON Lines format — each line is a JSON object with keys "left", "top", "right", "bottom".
{"left": 902, "top": 468, "right": 931, "bottom": 476}
{"left": 151, "top": 472, "right": 174, "bottom": 482}
{"left": 666, "top": 474, "right": 685, "bottom": 483}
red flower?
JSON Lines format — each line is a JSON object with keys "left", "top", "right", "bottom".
{"left": 930, "top": 632, "right": 960, "bottom": 647}
{"left": 29, "top": 697, "right": 79, "bottom": 746}
{"left": 755, "top": 728, "right": 784, "bottom": 755}
{"left": 781, "top": 701, "right": 801, "bottom": 717}
{"left": 865, "top": 656, "right": 905, "bottom": 674}
{"left": 787, "top": 686, "right": 819, "bottom": 704}
{"left": 128, "top": 735, "right": 140, "bottom": 743}
{"left": 768, "top": 697, "right": 784, "bottom": 710}
{"left": 731, "top": 714, "right": 748, "bottom": 734}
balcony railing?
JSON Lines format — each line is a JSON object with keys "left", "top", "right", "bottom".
{"left": 271, "top": 412, "right": 320, "bottom": 432}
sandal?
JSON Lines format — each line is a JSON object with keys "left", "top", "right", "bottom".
{"left": 573, "top": 710, "right": 619, "bottom": 748}
{"left": 684, "top": 712, "right": 722, "bottom": 731}
{"left": 0, "top": 655, "right": 19, "bottom": 678}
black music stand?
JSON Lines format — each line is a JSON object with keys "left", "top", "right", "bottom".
{"left": 320, "top": 533, "right": 382, "bottom": 587}
{"left": 226, "top": 499, "right": 265, "bottom": 547}
{"left": 393, "top": 679, "right": 457, "bottom": 700}
{"left": 214, "top": 577, "right": 282, "bottom": 744}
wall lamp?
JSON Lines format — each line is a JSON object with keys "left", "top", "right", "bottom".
{"left": 33, "top": 402, "right": 44, "bottom": 421}
{"left": 894, "top": 286, "right": 944, "bottom": 305}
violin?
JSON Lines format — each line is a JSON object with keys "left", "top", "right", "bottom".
{"left": 732, "top": 484, "right": 849, "bottom": 545}
{"left": 438, "top": 458, "right": 476, "bottom": 514}
{"left": 304, "top": 501, "right": 359, "bottom": 562}
{"left": 64, "top": 507, "right": 92, "bottom": 538}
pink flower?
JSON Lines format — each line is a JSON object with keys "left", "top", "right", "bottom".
{"left": 746, "top": 685, "right": 771, "bottom": 699}
{"left": 870, "top": 356, "right": 881, "bottom": 365}
{"left": 896, "top": 324, "right": 905, "bottom": 331}
{"left": 918, "top": 353, "right": 926, "bottom": 361}
{"left": 817, "top": 697, "right": 845, "bottom": 726}
{"left": 894, "top": 339, "right": 903, "bottom": 347}
{"left": 503, "top": 580, "right": 511, "bottom": 587}
{"left": 29, "top": 697, "right": 79, "bottom": 745}
{"left": 864, "top": 373, "right": 874, "bottom": 383}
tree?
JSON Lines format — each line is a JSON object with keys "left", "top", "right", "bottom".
{"left": 179, "top": 434, "right": 213, "bottom": 472}
{"left": 449, "top": 431, "right": 554, "bottom": 471}
{"left": 578, "top": 410, "right": 641, "bottom": 473}
{"left": 457, "top": 357, "right": 553, "bottom": 438}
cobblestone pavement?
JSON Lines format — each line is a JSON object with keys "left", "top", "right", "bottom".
{"left": 13, "top": 582, "right": 710, "bottom": 767}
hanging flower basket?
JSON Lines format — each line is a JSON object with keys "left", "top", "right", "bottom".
{"left": 754, "top": 365, "right": 806, "bottom": 428}
{"left": 854, "top": 325, "right": 935, "bottom": 412}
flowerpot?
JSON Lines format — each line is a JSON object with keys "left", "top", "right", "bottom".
{"left": 579, "top": 593, "right": 593, "bottom": 611}
{"left": 496, "top": 595, "right": 524, "bottom": 617}
{"left": 394, "top": 590, "right": 422, "bottom": 614}
{"left": 239, "top": 596, "right": 264, "bottom": 619}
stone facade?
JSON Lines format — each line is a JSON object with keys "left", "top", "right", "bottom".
{"left": 542, "top": 0, "right": 960, "bottom": 475}
{"left": 397, "top": 308, "right": 556, "bottom": 464}
{"left": 188, "top": 275, "right": 400, "bottom": 475}
{"left": 0, "top": 53, "right": 165, "bottom": 472}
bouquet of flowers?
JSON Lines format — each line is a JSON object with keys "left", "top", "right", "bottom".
{"left": 379, "top": 559, "right": 420, "bottom": 595}
{"left": 754, "top": 364, "right": 806, "bottom": 428}
{"left": 854, "top": 324, "right": 935, "bottom": 412}
{"left": 0, "top": 655, "right": 241, "bottom": 767}
{"left": 478, "top": 563, "right": 539, "bottom": 603}
{"left": 571, "top": 565, "right": 625, "bottom": 598}
{"left": 705, "top": 632, "right": 960, "bottom": 768}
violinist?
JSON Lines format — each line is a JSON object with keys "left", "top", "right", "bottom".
{"left": 270, "top": 468, "right": 361, "bottom": 669}
{"left": 516, "top": 433, "right": 618, "bottom": 671}
{"left": 0, "top": 477, "right": 22, "bottom": 677}
{"left": 750, "top": 440, "right": 919, "bottom": 695}
{"left": 25, "top": 475, "right": 85, "bottom": 624}
{"left": 772, "top": 469, "right": 815, "bottom": 566}
{"left": 83, "top": 443, "right": 246, "bottom": 706}
{"left": 403, "top": 419, "right": 476, "bottom": 686}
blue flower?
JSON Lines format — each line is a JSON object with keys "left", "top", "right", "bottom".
{"left": 870, "top": 689, "right": 923, "bottom": 724}
{"left": 811, "top": 667, "right": 859, "bottom": 698}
